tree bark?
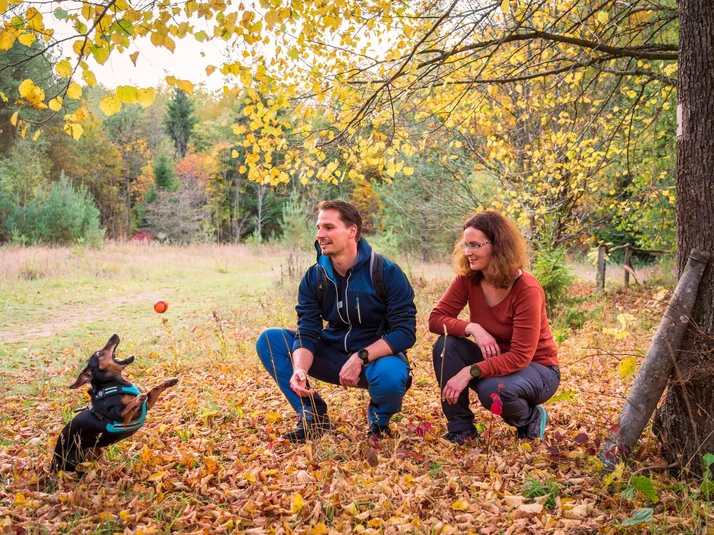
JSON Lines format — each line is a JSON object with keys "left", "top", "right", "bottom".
{"left": 652, "top": 0, "right": 714, "bottom": 477}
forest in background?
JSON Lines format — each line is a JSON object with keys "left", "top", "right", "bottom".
{"left": 0, "top": 4, "right": 678, "bottom": 263}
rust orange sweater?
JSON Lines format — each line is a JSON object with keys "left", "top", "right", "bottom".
{"left": 429, "top": 271, "right": 558, "bottom": 378}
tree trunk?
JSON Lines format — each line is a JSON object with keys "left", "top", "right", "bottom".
{"left": 652, "top": 0, "right": 714, "bottom": 477}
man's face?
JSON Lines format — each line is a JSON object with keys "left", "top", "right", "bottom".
{"left": 316, "top": 209, "right": 356, "bottom": 256}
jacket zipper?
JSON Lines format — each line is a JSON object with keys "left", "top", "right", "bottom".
{"left": 320, "top": 265, "right": 348, "bottom": 325}
{"left": 356, "top": 297, "right": 362, "bottom": 324}
{"left": 344, "top": 272, "right": 352, "bottom": 352}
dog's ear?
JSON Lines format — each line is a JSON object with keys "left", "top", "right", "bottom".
{"left": 69, "top": 366, "right": 92, "bottom": 389}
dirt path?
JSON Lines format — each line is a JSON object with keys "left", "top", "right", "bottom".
{"left": 0, "top": 291, "right": 162, "bottom": 344}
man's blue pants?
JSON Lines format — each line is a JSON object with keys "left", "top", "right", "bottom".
{"left": 256, "top": 328, "right": 409, "bottom": 425}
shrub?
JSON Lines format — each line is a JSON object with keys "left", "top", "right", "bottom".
{"left": 0, "top": 177, "right": 104, "bottom": 246}
{"left": 531, "top": 247, "right": 573, "bottom": 315}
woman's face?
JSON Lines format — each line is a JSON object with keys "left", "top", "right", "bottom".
{"left": 463, "top": 227, "right": 492, "bottom": 272}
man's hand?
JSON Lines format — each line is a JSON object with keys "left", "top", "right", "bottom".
{"left": 289, "top": 368, "right": 316, "bottom": 396}
{"left": 442, "top": 366, "right": 472, "bottom": 404}
{"left": 466, "top": 323, "right": 501, "bottom": 359}
{"left": 339, "top": 355, "right": 363, "bottom": 388}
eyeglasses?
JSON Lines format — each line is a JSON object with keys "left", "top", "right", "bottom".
{"left": 459, "top": 241, "right": 491, "bottom": 252}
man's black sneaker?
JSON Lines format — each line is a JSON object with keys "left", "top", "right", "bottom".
{"left": 283, "top": 415, "right": 334, "bottom": 443}
{"left": 444, "top": 428, "right": 479, "bottom": 445}
{"left": 367, "top": 423, "right": 393, "bottom": 439}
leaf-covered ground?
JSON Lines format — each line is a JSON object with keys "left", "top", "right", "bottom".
{"left": 1, "top": 244, "right": 711, "bottom": 534}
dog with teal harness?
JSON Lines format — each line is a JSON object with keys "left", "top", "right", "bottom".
{"left": 53, "top": 334, "right": 177, "bottom": 472}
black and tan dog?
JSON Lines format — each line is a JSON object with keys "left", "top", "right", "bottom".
{"left": 52, "top": 334, "right": 178, "bottom": 472}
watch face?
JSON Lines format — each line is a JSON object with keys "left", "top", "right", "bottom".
{"left": 358, "top": 349, "right": 369, "bottom": 361}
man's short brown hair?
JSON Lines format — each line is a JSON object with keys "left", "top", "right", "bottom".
{"left": 317, "top": 200, "right": 363, "bottom": 241}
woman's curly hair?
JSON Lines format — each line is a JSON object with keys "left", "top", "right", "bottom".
{"left": 454, "top": 210, "right": 528, "bottom": 288}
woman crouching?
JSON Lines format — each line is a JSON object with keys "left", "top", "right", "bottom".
{"left": 430, "top": 211, "right": 560, "bottom": 444}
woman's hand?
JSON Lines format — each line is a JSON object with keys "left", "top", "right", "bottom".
{"left": 442, "top": 366, "right": 473, "bottom": 404}
{"left": 466, "top": 323, "right": 501, "bottom": 359}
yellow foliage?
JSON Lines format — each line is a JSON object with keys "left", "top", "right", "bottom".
{"left": 116, "top": 85, "right": 138, "bottom": 104}
{"left": 55, "top": 59, "right": 73, "bottom": 78}
{"left": 99, "top": 95, "right": 122, "bottom": 116}
{"left": 66, "top": 83, "right": 82, "bottom": 100}
{"left": 136, "top": 88, "right": 156, "bottom": 107}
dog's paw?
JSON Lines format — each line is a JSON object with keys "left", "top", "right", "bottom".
{"left": 165, "top": 378, "right": 179, "bottom": 387}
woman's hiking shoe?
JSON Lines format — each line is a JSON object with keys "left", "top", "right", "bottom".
{"left": 537, "top": 406, "right": 548, "bottom": 438}
{"left": 516, "top": 406, "right": 548, "bottom": 439}
{"left": 283, "top": 415, "right": 334, "bottom": 443}
{"left": 444, "top": 428, "right": 478, "bottom": 445}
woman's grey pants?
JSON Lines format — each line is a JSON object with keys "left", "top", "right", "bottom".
{"left": 432, "top": 335, "right": 560, "bottom": 436}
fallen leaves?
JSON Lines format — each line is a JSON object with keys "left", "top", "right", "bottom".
{"left": 0, "top": 264, "right": 702, "bottom": 533}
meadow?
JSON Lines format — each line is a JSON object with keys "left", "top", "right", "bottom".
{"left": 0, "top": 243, "right": 710, "bottom": 534}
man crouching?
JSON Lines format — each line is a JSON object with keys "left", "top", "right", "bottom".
{"left": 256, "top": 200, "right": 417, "bottom": 442}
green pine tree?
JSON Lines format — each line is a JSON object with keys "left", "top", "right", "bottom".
{"left": 153, "top": 153, "right": 178, "bottom": 192}
{"left": 164, "top": 89, "right": 197, "bottom": 158}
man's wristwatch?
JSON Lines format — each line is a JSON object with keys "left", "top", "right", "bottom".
{"left": 357, "top": 348, "right": 370, "bottom": 366}
{"left": 469, "top": 364, "right": 482, "bottom": 379}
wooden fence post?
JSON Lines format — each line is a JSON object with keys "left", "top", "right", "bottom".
{"left": 596, "top": 243, "right": 608, "bottom": 292}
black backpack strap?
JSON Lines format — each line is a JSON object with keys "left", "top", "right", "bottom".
{"left": 369, "top": 251, "right": 387, "bottom": 302}
{"left": 316, "top": 266, "right": 327, "bottom": 306}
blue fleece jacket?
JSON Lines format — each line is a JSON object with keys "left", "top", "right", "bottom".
{"left": 292, "top": 238, "right": 417, "bottom": 356}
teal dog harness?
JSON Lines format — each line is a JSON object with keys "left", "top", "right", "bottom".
{"left": 88, "top": 384, "right": 147, "bottom": 433}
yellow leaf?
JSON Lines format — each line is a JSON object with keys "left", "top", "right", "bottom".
{"left": 342, "top": 502, "right": 359, "bottom": 515}
{"left": 0, "top": 29, "right": 16, "bottom": 51}
{"left": 451, "top": 499, "right": 470, "bottom": 511}
{"left": 231, "top": 149, "right": 239, "bottom": 158}
{"left": 48, "top": 97, "right": 62, "bottom": 111}
{"left": 136, "top": 87, "right": 155, "bottom": 107}
{"left": 64, "top": 123, "right": 84, "bottom": 140}
{"left": 403, "top": 166, "right": 414, "bottom": 176}
{"left": 99, "top": 95, "right": 122, "bottom": 116}
{"left": 264, "top": 411, "right": 282, "bottom": 423}
{"left": 116, "top": 85, "right": 137, "bottom": 104}
{"left": 206, "top": 65, "right": 216, "bottom": 76}
{"left": 82, "top": 70, "right": 97, "bottom": 87}
{"left": 14, "top": 493, "right": 26, "bottom": 506}
{"left": 33, "top": 128, "right": 44, "bottom": 142}
{"left": 55, "top": 59, "right": 72, "bottom": 78}
{"left": 18, "top": 32, "right": 35, "bottom": 46}
{"left": 0, "top": 0, "right": 7, "bottom": 14}
{"left": 163, "top": 35, "right": 175, "bottom": 52}
{"left": 617, "top": 356, "right": 637, "bottom": 381}
{"left": 10, "top": 110, "right": 19, "bottom": 126}
{"left": 243, "top": 471, "right": 256, "bottom": 483}
{"left": 0, "top": 91, "right": 7, "bottom": 102}
{"left": 66, "top": 83, "right": 82, "bottom": 100}
{"left": 290, "top": 493, "right": 304, "bottom": 514}
{"left": 150, "top": 31, "right": 164, "bottom": 47}
{"left": 148, "top": 471, "right": 164, "bottom": 481}
{"left": 500, "top": 0, "right": 509, "bottom": 13}
{"left": 176, "top": 79, "right": 194, "bottom": 95}
{"left": 18, "top": 79, "right": 34, "bottom": 98}
{"left": 130, "top": 51, "right": 139, "bottom": 66}
{"left": 596, "top": 11, "right": 608, "bottom": 24}
{"left": 166, "top": 75, "right": 176, "bottom": 86}
{"left": 91, "top": 45, "right": 109, "bottom": 65}
{"left": 310, "top": 523, "right": 328, "bottom": 535}
{"left": 118, "top": 510, "right": 130, "bottom": 521}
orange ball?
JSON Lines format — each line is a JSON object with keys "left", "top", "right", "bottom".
{"left": 154, "top": 300, "right": 168, "bottom": 314}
